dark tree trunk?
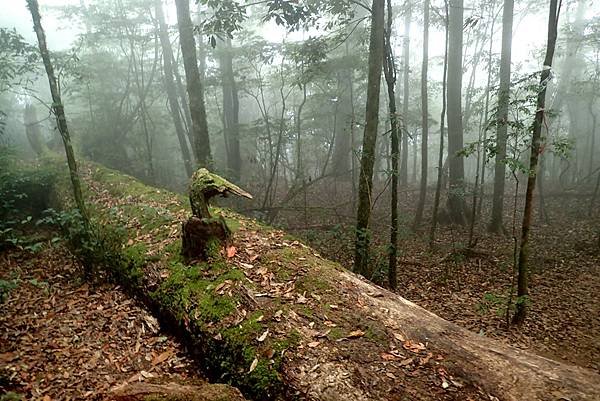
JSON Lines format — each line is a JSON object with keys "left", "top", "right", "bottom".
{"left": 513, "top": 0, "right": 561, "bottom": 325}
{"left": 446, "top": 0, "right": 467, "bottom": 225}
{"left": 220, "top": 38, "right": 241, "bottom": 182}
{"left": 26, "top": 0, "right": 88, "bottom": 222}
{"left": 413, "top": 0, "right": 429, "bottom": 229}
{"left": 354, "top": 0, "right": 385, "bottom": 277}
{"left": 429, "top": 0, "right": 449, "bottom": 247}
{"left": 383, "top": 0, "right": 399, "bottom": 290}
{"left": 489, "top": 0, "right": 514, "bottom": 234}
{"left": 156, "top": 0, "right": 194, "bottom": 178}
{"left": 174, "top": 0, "right": 212, "bottom": 168}
{"left": 399, "top": 3, "right": 411, "bottom": 187}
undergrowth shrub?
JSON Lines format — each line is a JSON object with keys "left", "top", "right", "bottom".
{"left": 0, "top": 148, "right": 56, "bottom": 250}
{"left": 37, "top": 209, "right": 142, "bottom": 286}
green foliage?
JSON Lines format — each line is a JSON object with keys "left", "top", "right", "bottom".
{"left": 0, "top": 279, "right": 18, "bottom": 302}
{"left": 0, "top": 28, "right": 39, "bottom": 93}
{"left": 0, "top": 150, "right": 56, "bottom": 250}
{"left": 38, "top": 208, "right": 140, "bottom": 284}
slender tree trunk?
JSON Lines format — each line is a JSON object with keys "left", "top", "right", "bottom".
{"left": 220, "top": 38, "right": 241, "bottom": 181}
{"left": 513, "top": 0, "right": 562, "bottom": 325}
{"left": 331, "top": 67, "right": 354, "bottom": 178}
{"left": 24, "top": 104, "right": 46, "bottom": 156}
{"left": 383, "top": 0, "right": 399, "bottom": 290}
{"left": 174, "top": 0, "right": 211, "bottom": 168}
{"left": 429, "top": 0, "right": 449, "bottom": 247}
{"left": 156, "top": 0, "right": 193, "bottom": 178}
{"left": 295, "top": 83, "right": 307, "bottom": 181}
{"left": 446, "top": 0, "right": 467, "bottom": 224}
{"left": 399, "top": 3, "right": 411, "bottom": 187}
{"left": 355, "top": 0, "right": 385, "bottom": 277}
{"left": 413, "top": 0, "right": 429, "bottom": 229}
{"left": 26, "top": 0, "right": 87, "bottom": 221}
{"left": 489, "top": 0, "right": 514, "bottom": 234}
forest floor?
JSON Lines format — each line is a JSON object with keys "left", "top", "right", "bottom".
{"left": 0, "top": 242, "right": 206, "bottom": 400}
{"left": 288, "top": 190, "right": 600, "bottom": 374}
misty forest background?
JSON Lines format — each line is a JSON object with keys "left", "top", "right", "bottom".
{"left": 1, "top": 0, "right": 600, "bottom": 380}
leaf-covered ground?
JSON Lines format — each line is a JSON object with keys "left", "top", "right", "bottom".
{"left": 280, "top": 185, "right": 600, "bottom": 374}
{"left": 0, "top": 244, "right": 201, "bottom": 400}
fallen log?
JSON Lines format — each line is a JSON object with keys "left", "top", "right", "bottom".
{"left": 52, "top": 164, "right": 600, "bottom": 401}
{"left": 110, "top": 381, "right": 246, "bottom": 401}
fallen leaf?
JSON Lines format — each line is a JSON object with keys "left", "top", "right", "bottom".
{"left": 347, "top": 330, "right": 365, "bottom": 338}
{"left": 257, "top": 329, "right": 269, "bottom": 342}
{"left": 152, "top": 349, "right": 175, "bottom": 365}
{"left": 249, "top": 357, "right": 258, "bottom": 373}
{"left": 226, "top": 246, "right": 237, "bottom": 258}
{"left": 307, "top": 341, "right": 321, "bottom": 348}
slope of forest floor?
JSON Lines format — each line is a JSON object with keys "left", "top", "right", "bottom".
{"left": 0, "top": 241, "right": 243, "bottom": 400}
{"left": 285, "top": 189, "right": 600, "bottom": 373}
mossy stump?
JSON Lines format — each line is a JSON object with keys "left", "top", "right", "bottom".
{"left": 182, "top": 169, "right": 252, "bottom": 261}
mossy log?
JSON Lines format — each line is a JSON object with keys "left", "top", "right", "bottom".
{"left": 182, "top": 216, "right": 232, "bottom": 260}
{"left": 52, "top": 163, "right": 600, "bottom": 401}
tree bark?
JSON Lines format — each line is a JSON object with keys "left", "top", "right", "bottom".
{"left": 26, "top": 0, "right": 88, "bottom": 222}
{"left": 446, "top": 0, "right": 467, "bottom": 225}
{"left": 429, "top": 0, "right": 449, "bottom": 246}
{"left": 413, "top": 0, "right": 429, "bottom": 230}
{"left": 489, "top": 0, "right": 514, "bottom": 234}
{"left": 383, "top": 0, "right": 399, "bottom": 290}
{"left": 399, "top": 4, "right": 411, "bottom": 188}
{"left": 220, "top": 38, "right": 241, "bottom": 182}
{"left": 174, "top": 0, "right": 212, "bottom": 168}
{"left": 354, "top": 0, "right": 385, "bottom": 277}
{"left": 156, "top": 0, "right": 194, "bottom": 178}
{"left": 513, "top": 0, "right": 561, "bottom": 325}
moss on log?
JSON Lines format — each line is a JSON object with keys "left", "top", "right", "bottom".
{"left": 50, "top": 162, "right": 600, "bottom": 401}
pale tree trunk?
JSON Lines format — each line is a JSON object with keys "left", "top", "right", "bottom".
{"left": 489, "top": 0, "right": 514, "bottom": 234}
{"left": 174, "top": 0, "right": 211, "bottom": 168}
{"left": 24, "top": 104, "right": 46, "bottom": 156}
{"left": 220, "top": 38, "right": 241, "bottom": 182}
{"left": 399, "top": 3, "right": 411, "bottom": 187}
{"left": 355, "top": 0, "right": 385, "bottom": 277}
{"left": 383, "top": 0, "right": 399, "bottom": 289}
{"left": 331, "top": 67, "right": 354, "bottom": 179}
{"left": 26, "top": 0, "right": 88, "bottom": 222}
{"left": 413, "top": 0, "right": 429, "bottom": 229}
{"left": 446, "top": 0, "right": 467, "bottom": 225}
{"left": 513, "top": 0, "right": 562, "bottom": 325}
{"left": 155, "top": 0, "right": 193, "bottom": 178}
{"left": 429, "top": 0, "right": 449, "bottom": 247}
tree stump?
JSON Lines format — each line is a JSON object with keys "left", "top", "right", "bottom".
{"left": 182, "top": 169, "right": 252, "bottom": 261}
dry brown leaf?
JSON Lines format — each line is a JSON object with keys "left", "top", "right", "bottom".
{"left": 347, "top": 330, "right": 365, "bottom": 338}
{"left": 307, "top": 341, "right": 321, "bottom": 348}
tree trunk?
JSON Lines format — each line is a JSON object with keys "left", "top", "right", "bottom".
{"left": 446, "top": 0, "right": 467, "bottom": 225}
{"left": 174, "top": 0, "right": 212, "bottom": 168}
{"left": 413, "top": 0, "right": 429, "bottom": 230}
{"left": 220, "top": 38, "right": 242, "bottom": 182}
{"left": 489, "top": 0, "right": 514, "bottom": 234}
{"left": 331, "top": 68, "right": 354, "bottom": 179}
{"left": 429, "top": 0, "right": 449, "bottom": 247}
{"left": 26, "top": 0, "right": 88, "bottom": 222}
{"left": 399, "top": 3, "right": 411, "bottom": 188}
{"left": 156, "top": 0, "right": 194, "bottom": 178}
{"left": 383, "top": 0, "right": 399, "bottom": 290}
{"left": 24, "top": 104, "right": 46, "bottom": 156}
{"left": 354, "top": 0, "right": 385, "bottom": 277}
{"left": 513, "top": 0, "right": 561, "bottom": 325}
